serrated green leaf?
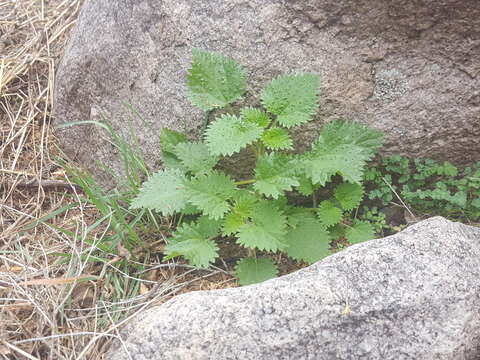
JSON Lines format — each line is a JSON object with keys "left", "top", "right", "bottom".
{"left": 303, "top": 143, "right": 364, "bottom": 185}
{"left": 334, "top": 183, "right": 364, "bottom": 210}
{"left": 162, "top": 152, "right": 186, "bottom": 171}
{"left": 318, "top": 119, "right": 384, "bottom": 158}
{"left": 184, "top": 171, "right": 237, "bottom": 220}
{"left": 261, "top": 127, "right": 293, "bottom": 150}
{"left": 222, "top": 211, "right": 246, "bottom": 236}
{"left": 196, "top": 216, "right": 222, "bottom": 238}
{"left": 346, "top": 221, "right": 375, "bottom": 244}
{"left": 231, "top": 189, "right": 258, "bottom": 204}
{"left": 295, "top": 174, "right": 317, "bottom": 196}
{"left": 205, "top": 114, "right": 263, "bottom": 156}
{"left": 235, "top": 257, "right": 278, "bottom": 285}
{"left": 160, "top": 128, "right": 188, "bottom": 154}
{"left": 182, "top": 202, "right": 202, "bottom": 215}
{"left": 130, "top": 169, "right": 187, "bottom": 215}
{"left": 222, "top": 191, "right": 257, "bottom": 235}
{"left": 237, "top": 201, "right": 287, "bottom": 252}
{"left": 174, "top": 142, "right": 219, "bottom": 175}
{"left": 284, "top": 218, "right": 330, "bottom": 264}
{"left": 187, "top": 49, "right": 245, "bottom": 111}
{"left": 241, "top": 107, "right": 271, "bottom": 128}
{"left": 261, "top": 73, "right": 320, "bottom": 128}
{"left": 165, "top": 222, "right": 219, "bottom": 268}
{"left": 317, "top": 200, "right": 343, "bottom": 227}
{"left": 160, "top": 128, "right": 188, "bottom": 171}
{"left": 165, "top": 238, "right": 218, "bottom": 268}
{"left": 302, "top": 119, "right": 384, "bottom": 185}
{"left": 253, "top": 153, "right": 299, "bottom": 199}
{"left": 269, "top": 196, "right": 289, "bottom": 211}
{"left": 285, "top": 206, "right": 316, "bottom": 228}
{"left": 328, "top": 223, "right": 346, "bottom": 239}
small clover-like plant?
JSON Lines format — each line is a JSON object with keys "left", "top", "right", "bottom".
{"left": 131, "top": 49, "right": 384, "bottom": 285}
{"left": 364, "top": 155, "right": 480, "bottom": 221}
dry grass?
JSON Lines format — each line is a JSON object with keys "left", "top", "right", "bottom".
{"left": 0, "top": 2, "right": 236, "bottom": 359}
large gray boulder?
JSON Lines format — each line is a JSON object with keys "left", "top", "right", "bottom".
{"left": 54, "top": 0, "right": 480, "bottom": 185}
{"left": 107, "top": 217, "right": 480, "bottom": 360}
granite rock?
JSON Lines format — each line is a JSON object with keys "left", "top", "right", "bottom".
{"left": 54, "top": 0, "right": 480, "bottom": 186}
{"left": 107, "top": 217, "right": 480, "bottom": 360}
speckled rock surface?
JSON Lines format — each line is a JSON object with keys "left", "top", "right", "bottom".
{"left": 107, "top": 217, "right": 480, "bottom": 360}
{"left": 54, "top": 0, "right": 480, "bottom": 186}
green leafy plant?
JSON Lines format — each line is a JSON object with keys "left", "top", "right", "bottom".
{"left": 364, "top": 155, "right": 480, "bottom": 221}
{"left": 357, "top": 206, "right": 390, "bottom": 234}
{"left": 132, "top": 49, "right": 384, "bottom": 285}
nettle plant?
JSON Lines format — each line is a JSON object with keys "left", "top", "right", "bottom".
{"left": 131, "top": 49, "right": 384, "bottom": 285}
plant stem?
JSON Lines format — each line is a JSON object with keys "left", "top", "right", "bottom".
{"left": 235, "top": 179, "right": 255, "bottom": 186}
{"left": 201, "top": 110, "right": 212, "bottom": 136}
{"left": 257, "top": 141, "right": 265, "bottom": 157}
{"left": 312, "top": 191, "right": 317, "bottom": 208}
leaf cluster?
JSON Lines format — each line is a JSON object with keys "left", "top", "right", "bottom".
{"left": 364, "top": 155, "right": 480, "bottom": 221}
{"left": 132, "top": 49, "right": 384, "bottom": 285}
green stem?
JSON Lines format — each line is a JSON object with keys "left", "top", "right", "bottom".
{"left": 235, "top": 179, "right": 256, "bottom": 186}
{"left": 201, "top": 110, "right": 212, "bottom": 136}
{"left": 257, "top": 141, "right": 265, "bottom": 157}
{"left": 312, "top": 191, "right": 318, "bottom": 208}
